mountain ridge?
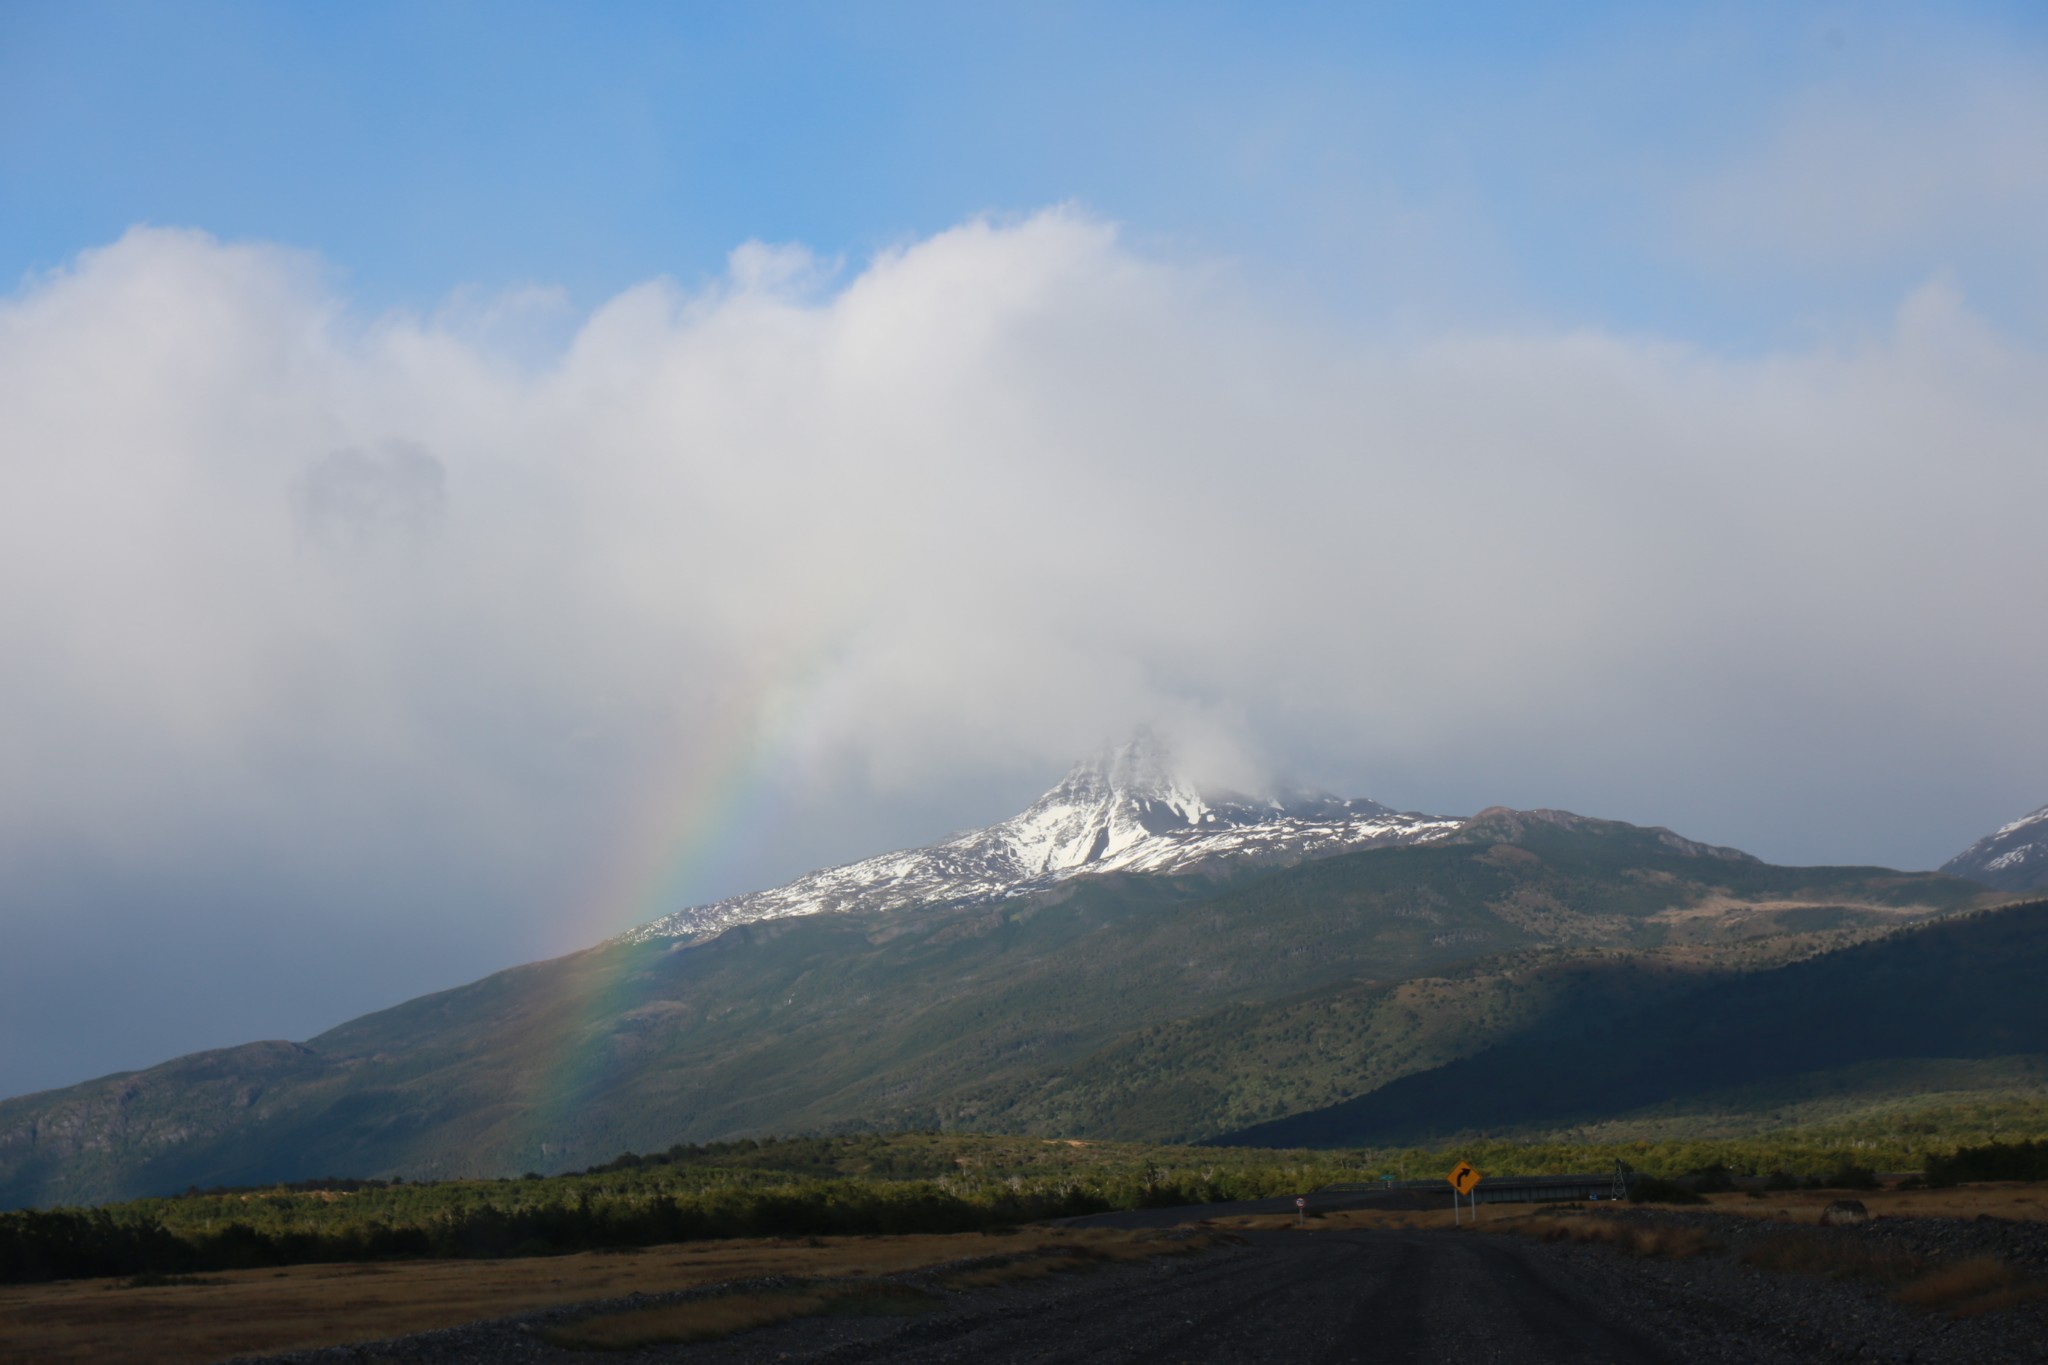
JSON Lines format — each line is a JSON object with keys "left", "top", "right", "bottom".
{"left": 0, "top": 795, "right": 1991, "bottom": 1208}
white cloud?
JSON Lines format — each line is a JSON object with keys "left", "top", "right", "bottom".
{"left": 1679, "top": 56, "right": 2048, "bottom": 278}
{"left": 1, "top": 211, "right": 2045, "bottom": 1091}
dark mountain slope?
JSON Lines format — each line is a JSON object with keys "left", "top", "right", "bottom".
{"left": 0, "top": 815, "right": 1987, "bottom": 1208}
{"left": 1220, "top": 898, "right": 2048, "bottom": 1148}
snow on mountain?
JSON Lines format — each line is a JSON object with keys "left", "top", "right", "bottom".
{"left": 1941, "top": 802, "right": 2048, "bottom": 893}
{"left": 623, "top": 735, "right": 1463, "bottom": 944}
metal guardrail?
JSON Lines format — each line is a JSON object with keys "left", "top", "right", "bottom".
{"left": 1314, "top": 1170, "right": 1635, "bottom": 1206}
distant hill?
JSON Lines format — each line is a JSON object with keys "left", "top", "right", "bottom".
{"left": 1943, "top": 803, "right": 2048, "bottom": 893}
{"left": 0, "top": 798, "right": 1985, "bottom": 1209}
{"left": 1218, "top": 898, "right": 2048, "bottom": 1149}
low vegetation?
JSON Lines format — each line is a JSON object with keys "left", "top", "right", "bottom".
{"left": 6, "top": 1129, "right": 2048, "bottom": 1286}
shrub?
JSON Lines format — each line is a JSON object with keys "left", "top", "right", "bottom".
{"left": 1926, "top": 1140, "right": 2048, "bottom": 1188}
{"left": 1685, "top": 1164, "right": 1736, "bottom": 1194}
{"left": 1629, "top": 1177, "right": 1706, "bottom": 1205}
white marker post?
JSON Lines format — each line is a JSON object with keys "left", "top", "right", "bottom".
{"left": 1295, "top": 1195, "right": 1307, "bottom": 1228}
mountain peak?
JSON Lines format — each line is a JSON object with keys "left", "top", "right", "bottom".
{"left": 1034, "top": 732, "right": 1212, "bottom": 838}
{"left": 622, "top": 738, "right": 1459, "bottom": 944}
{"left": 1943, "top": 802, "right": 2048, "bottom": 893}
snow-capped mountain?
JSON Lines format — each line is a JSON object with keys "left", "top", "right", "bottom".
{"left": 1941, "top": 802, "right": 2048, "bottom": 893}
{"left": 623, "top": 735, "right": 1463, "bottom": 944}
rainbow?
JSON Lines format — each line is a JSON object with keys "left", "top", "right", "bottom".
{"left": 512, "top": 635, "right": 856, "bottom": 1168}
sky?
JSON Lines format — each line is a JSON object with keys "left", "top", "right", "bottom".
{"left": 3, "top": 1, "right": 2047, "bottom": 1100}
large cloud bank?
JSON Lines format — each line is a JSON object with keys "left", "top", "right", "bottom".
{"left": 3, "top": 212, "right": 2044, "bottom": 1094}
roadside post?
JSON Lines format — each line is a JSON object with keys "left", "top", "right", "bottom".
{"left": 1446, "top": 1160, "right": 1482, "bottom": 1225}
{"left": 1295, "top": 1195, "right": 1307, "bottom": 1228}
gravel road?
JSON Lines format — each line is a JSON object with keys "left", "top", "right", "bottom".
{"left": 836, "top": 1228, "right": 1675, "bottom": 1364}
{"left": 233, "top": 1214, "right": 2048, "bottom": 1365}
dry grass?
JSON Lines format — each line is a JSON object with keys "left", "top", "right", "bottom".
{"left": 1896, "top": 1258, "right": 2014, "bottom": 1308}
{"left": 941, "top": 1228, "right": 1235, "bottom": 1290}
{"left": 546, "top": 1228, "right": 1234, "bottom": 1350}
{"left": 1693, "top": 1182, "right": 2048, "bottom": 1225}
{"left": 1496, "top": 1215, "right": 1716, "bottom": 1260}
{"left": 943, "top": 1254, "right": 1095, "bottom": 1289}
{"left": 0, "top": 1226, "right": 1170, "bottom": 1365}
{"left": 1741, "top": 1232, "right": 1923, "bottom": 1284}
{"left": 1212, "top": 1206, "right": 1461, "bottom": 1234}
{"left": 540, "top": 1281, "right": 939, "bottom": 1351}
{"left": 1894, "top": 1257, "right": 2048, "bottom": 1318}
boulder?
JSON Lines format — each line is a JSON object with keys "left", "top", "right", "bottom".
{"left": 1819, "top": 1199, "right": 1870, "bottom": 1227}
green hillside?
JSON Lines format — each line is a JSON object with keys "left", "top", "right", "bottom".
{"left": 0, "top": 814, "right": 1989, "bottom": 1208}
{"left": 1221, "top": 899, "right": 2048, "bottom": 1148}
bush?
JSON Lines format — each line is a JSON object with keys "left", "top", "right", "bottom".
{"left": 1926, "top": 1140, "right": 2048, "bottom": 1188}
{"left": 1629, "top": 1177, "right": 1706, "bottom": 1205}
{"left": 0, "top": 1210, "right": 194, "bottom": 1283}
{"left": 1685, "top": 1164, "right": 1737, "bottom": 1194}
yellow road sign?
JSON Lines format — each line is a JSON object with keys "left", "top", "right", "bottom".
{"left": 1447, "top": 1160, "right": 1482, "bottom": 1195}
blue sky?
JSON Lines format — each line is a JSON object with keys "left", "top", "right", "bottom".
{"left": 9, "top": 2, "right": 2043, "bottom": 343}
{"left": 3, "top": 2, "right": 2047, "bottom": 1100}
